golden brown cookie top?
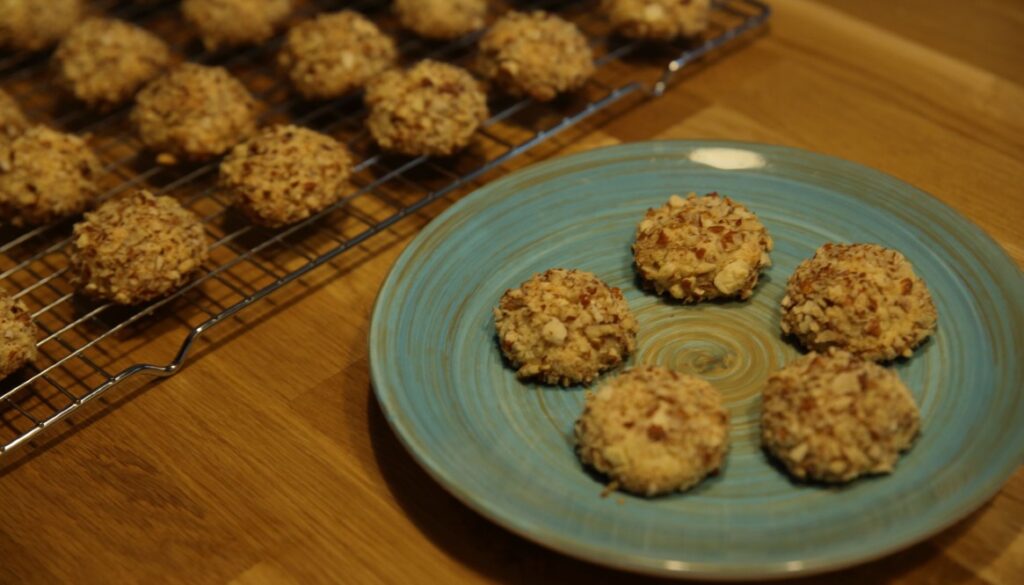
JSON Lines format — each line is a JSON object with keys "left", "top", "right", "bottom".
{"left": 69, "top": 190, "right": 209, "bottom": 305}
{"left": 575, "top": 365, "right": 729, "bottom": 496}
{"left": 0, "top": 125, "right": 102, "bottom": 226}
{"left": 278, "top": 10, "right": 397, "bottom": 100}
{"left": 494, "top": 268, "right": 638, "bottom": 386}
{"left": 220, "top": 124, "right": 352, "bottom": 227}
{"left": 761, "top": 349, "right": 921, "bottom": 483}
{"left": 182, "top": 0, "right": 293, "bottom": 51}
{"left": 633, "top": 192, "right": 773, "bottom": 302}
{"left": 781, "top": 243, "right": 938, "bottom": 361}
{"left": 365, "top": 60, "right": 488, "bottom": 157}
{"left": 54, "top": 17, "right": 172, "bottom": 108}
{"left": 477, "top": 11, "right": 594, "bottom": 101}
{"left": 132, "top": 63, "right": 259, "bottom": 162}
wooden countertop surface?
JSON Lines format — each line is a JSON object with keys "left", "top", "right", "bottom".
{"left": 2, "top": 1, "right": 1022, "bottom": 583}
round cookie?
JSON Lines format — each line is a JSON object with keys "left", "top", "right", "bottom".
{"left": 477, "top": 11, "right": 594, "bottom": 102}
{"left": 780, "top": 243, "right": 938, "bottom": 361}
{"left": 364, "top": 60, "right": 488, "bottom": 157}
{"left": 219, "top": 124, "right": 352, "bottom": 227}
{"left": 575, "top": 366, "right": 730, "bottom": 496}
{"left": 494, "top": 268, "right": 638, "bottom": 386}
{"left": 182, "top": 0, "right": 293, "bottom": 51}
{"left": 278, "top": 10, "right": 397, "bottom": 100}
{"left": 0, "top": 288, "right": 38, "bottom": 380}
{"left": 602, "top": 0, "right": 710, "bottom": 40}
{"left": 53, "top": 17, "right": 172, "bottom": 109}
{"left": 0, "top": 88, "right": 28, "bottom": 140}
{"left": 761, "top": 350, "right": 921, "bottom": 483}
{"left": 0, "top": 126, "right": 101, "bottom": 227}
{"left": 633, "top": 192, "right": 773, "bottom": 302}
{"left": 68, "top": 190, "right": 209, "bottom": 305}
{"left": 132, "top": 63, "right": 259, "bottom": 163}
{"left": 0, "top": 0, "right": 81, "bottom": 51}
{"left": 394, "top": 0, "right": 487, "bottom": 40}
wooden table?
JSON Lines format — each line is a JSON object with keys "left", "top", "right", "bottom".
{"left": 2, "top": 0, "right": 1022, "bottom": 582}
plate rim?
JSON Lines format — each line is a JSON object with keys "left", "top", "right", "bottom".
{"left": 368, "top": 139, "right": 1024, "bottom": 579}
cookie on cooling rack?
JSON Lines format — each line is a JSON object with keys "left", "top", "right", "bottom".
{"left": 68, "top": 190, "right": 209, "bottom": 305}
{"left": 219, "top": 124, "right": 353, "bottom": 228}
{"left": 0, "top": 288, "right": 39, "bottom": 381}
{"left": 53, "top": 18, "right": 172, "bottom": 109}
{"left": 0, "top": 88, "right": 28, "bottom": 141}
{"left": 477, "top": 11, "right": 595, "bottom": 102}
{"left": 0, "top": 0, "right": 81, "bottom": 51}
{"left": 780, "top": 243, "right": 938, "bottom": 361}
{"left": 761, "top": 349, "right": 921, "bottom": 483}
{"left": 575, "top": 366, "right": 730, "bottom": 497}
{"left": 278, "top": 10, "right": 397, "bottom": 100}
{"left": 602, "top": 0, "right": 711, "bottom": 40}
{"left": 0, "top": 126, "right": 102, "bottom": 227}
{"left": 365, "top": 60, "right": 488, "bottom": 157}
{"left": 132, "top": 63, "right": 259, "bottom": 163}
{"left": 394, "top": 0, "right": 487, "bottom": 41}
{"left": 632, "top": 192, "right": 773, "bottom": 302}
{"left": 182, "top": 0, "right": 294, "bottom": 51}
{"left": 494, "top": 269, "right": 638, "bottom": 386}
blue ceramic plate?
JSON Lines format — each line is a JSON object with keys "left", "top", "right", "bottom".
{"left": 369, "top": 141, "right": 1024, "bottom": 579}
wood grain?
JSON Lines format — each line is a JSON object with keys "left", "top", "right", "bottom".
{"left": 1, "top": 1, "right": 1022, "bottom": 583}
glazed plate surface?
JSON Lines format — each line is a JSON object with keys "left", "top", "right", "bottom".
{"left": 369, "top": 141, "right": 1024, "bottom": 579}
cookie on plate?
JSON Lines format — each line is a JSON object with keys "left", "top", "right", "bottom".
{"left": 278, "top": 10, "right": 397, "bottom": 100}
{"left": 0, "top": 0, "right": 81, "bottom": 51}
{"left": 394, "top": 0, "right": 487, "bottom": 40}
{"left": 365, "top": 60, "right": 488, "bottom": 156}
{"left": 780, "top": 243, "right": 938, "bottom": 361}
{"left": 477, "top": 11, "right": 594, "bottom": 102}
{"left": 0, "top": 88, "right": 28, "bottom": 141}
{"left": 575, "top": 365, "right": 730, "bottom": 496}
{"left": 132, "top": 63, "right": 259, "bottom": 163}
{"left": 53, "top": 17, "right": 172, "bottom": 109}
{"left": 761, "top": 349, "right": 921, "bottom": 483}
{"left": 219, "top": 124, "right": 352, "bottom": 227}
{"left": 68, "top": 190, "right": 208, "bottom": 305}
{"left": 0, "top": 126, "right": 102, "bottom": 227}
{"left": 0, "top": 288, "right": 38, "bottom": 380}
{"left": 633, "top": 192, "right": 773, "bottom": 302}
{"left": 182, "top": 0, "right": 293, "bottom": 51}
{"left": 494, "top": 268, "right": 637, "bottom": 386}
{"left": 602, "top": 0, "right": 710, "bottom": 40}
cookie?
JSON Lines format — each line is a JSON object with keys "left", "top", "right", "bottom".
{"left": 68, "top": 190, "right": 209, "bottom": 305}
{"left": 0, "top": 126, "right": 101, "bottom": 227}
{"left": 394, "top": 0, "right": 487, "bottom": 40}
{"left": 53, "top": 17, "right": 172, "bottom": 109}
{"left": 132, "top": 63, "right": 259, "bottom": 163}
{"left": 602, "top": 0, "right": 710, "bottom": 40}
{"left": 182, "top": 0, "right": 293, "bottom": 51}
{"left": 0, "top": 0, "right": 81, "bottom": 51}
{"left": 278, "top": 10, "right": 397, "bottom": 100}
{"left": 477, "top": 11, "right": 594, "bottom": 102}
{"left": 494, "top": 268, "right": 637, "bottom": 386}
{"left": 761, "top": 349, "right": 921, "bottom": 483}
{"left": 0, "top": 288, "right": 38, "bottom": 380}
{"left": 633, "top": 192, "right": 773, "bottom": 302}
{"left": 219, "top": 124, "right": 352, "bottom": 227}
{"left": 365, "top": 60, "right": 488, "bottom": 157}
{"left": 575, "top": 366, "right": 729, "bottom": 496}
{"left": 780, "top": 243, "right": 938, "bottom": 361}
{"left": 0, "top": 88, "right": 28, "bottom": 141}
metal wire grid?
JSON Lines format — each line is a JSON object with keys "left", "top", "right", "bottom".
{"left": 0, "top": 0, "right": 770, "bottom": 456}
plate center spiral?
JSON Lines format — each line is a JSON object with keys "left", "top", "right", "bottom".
{"left": 633, "top": 299, "right": 797, "bottom": 436}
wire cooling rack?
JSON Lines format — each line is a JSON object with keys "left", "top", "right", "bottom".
{"left": 0, "top": 0, "right": 770, "bottom": 456}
